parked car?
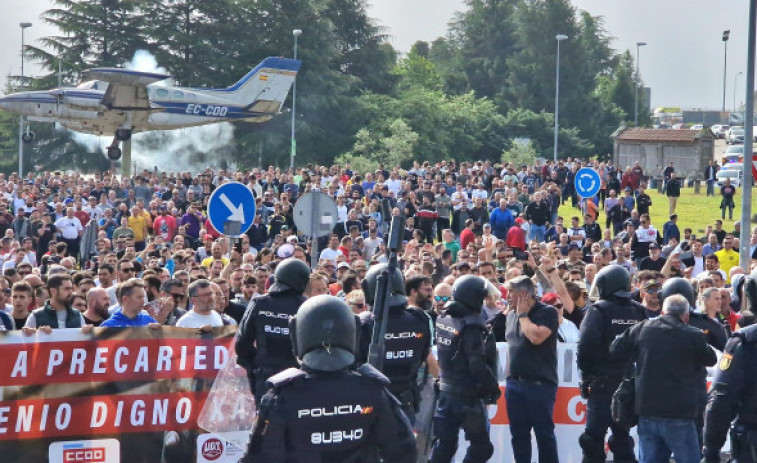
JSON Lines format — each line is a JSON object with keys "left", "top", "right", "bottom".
{"left": 691, "top": 124, "right": 704, "bottom": 131}
{"left": 711, "top": 124, "right": 730, "bottom": 138}
{"left": 717, "top": 168, "right": 742, "bottom": 187}
{"left": 727, "top": 127, "right": 745, "bottom": 144}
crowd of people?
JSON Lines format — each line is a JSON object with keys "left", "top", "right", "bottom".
{"left": 0, "top": 156, "right": 755, "bottom": 463}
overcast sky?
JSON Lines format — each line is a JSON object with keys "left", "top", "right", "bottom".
{"left": 0, "top": 0, "right": 752, "bottom": 110}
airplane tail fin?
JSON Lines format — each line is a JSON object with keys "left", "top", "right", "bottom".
{"left": 210, "top": 57, "right": 301, "bottom": 115}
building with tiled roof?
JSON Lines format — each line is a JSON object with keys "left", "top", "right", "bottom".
{"left": 612, "top": 126, "right": 714, "bottom": 180}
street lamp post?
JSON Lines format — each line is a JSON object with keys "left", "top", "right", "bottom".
{"left": 734, "top": 71, "right": 743, "bottom": 112}
{"left": 289, "top": 29, "right": 302, "bottom": 171}
{"left": 18, "top": 22, "right": 32, "bottom": 178}
{"left": 739, "top": 4, "right": 755, "bottom": 270}
{"left": 553, "top": 34, "right": 568, "bottom": 163}
{"left": 634, "top": 41, "right": 647, "bottom": 127}
{"left": 722, "top": 30, "right": 730, "bottom": 122}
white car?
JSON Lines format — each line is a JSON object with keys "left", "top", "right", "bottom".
{"left": 711, "top": 124, "right": 730, "bottom": 138}
{"left": 691, "top": 124, "right": 704, "bottom": 131}
{"left": 717, "top": 168, "right": 741, "bottom": 186}
{"left": 727, "top": 127, "right": 745, "bottom": 144}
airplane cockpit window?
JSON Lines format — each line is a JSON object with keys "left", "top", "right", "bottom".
{"left": 173, "top": 90, "right": 184, "bottom": 99}
{"left": 186, "top": 93, "right": 196, "bottom": 101}
{"left": 155, "top": 88, "right": 169, "bottom": 98}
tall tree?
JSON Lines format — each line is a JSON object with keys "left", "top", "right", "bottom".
{"left": 26, "top": 0, "right": 149, "bottom": 88}
{"left": 427, "top": 37, "right": 469, "bottom": 96}
{"left": 449, "top": 0, "right": 520, "bottom": 109}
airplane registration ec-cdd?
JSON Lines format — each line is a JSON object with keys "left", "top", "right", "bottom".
{"left": 0, "top": 57, "right": 301, "bottom": 160}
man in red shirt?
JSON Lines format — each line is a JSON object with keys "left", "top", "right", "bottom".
{"left": 460, "top": 218, "right": 476, "bottom": 250}
{"left": 506, "top": 218, "right": 526, "bottom": 251}
{"left": 73, "top": 200, "right": 90, "bottom": 228}
{"left": 153, "top": 205, "right": 178, "bottom": 242}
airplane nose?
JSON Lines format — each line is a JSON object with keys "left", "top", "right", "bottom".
{"left": 0, "top": 95, "right": 12, "bottom": 111}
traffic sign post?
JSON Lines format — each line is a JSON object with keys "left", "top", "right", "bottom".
{"left": 207, "top": 182, "right": 256, "bottom": 237}
{"left": 293, "top": 192, "right": 338, "bottom": 270}
{"left": 574, "top": 168, "right": 601, "bottom": 199}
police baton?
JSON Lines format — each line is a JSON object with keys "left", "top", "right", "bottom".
{"left": 367, "top": 215, "right": 404, "bottom": 371}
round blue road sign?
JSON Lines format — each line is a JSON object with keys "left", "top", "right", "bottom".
{"left": 207, "top": 182, "right": 256, "bottom": 237}
{"left": 574, "top": 168, "right": 601, "bottom": 199}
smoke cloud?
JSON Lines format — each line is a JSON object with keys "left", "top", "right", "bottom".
{"left": 69, "top": 50, "right": 237, "bottom": 173}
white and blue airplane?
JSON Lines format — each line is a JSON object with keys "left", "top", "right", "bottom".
{"left": 0, "top": 57, "right": 300, "bottom": 160}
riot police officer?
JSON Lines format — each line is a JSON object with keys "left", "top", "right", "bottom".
{"left": 357, "top": 263, "right": 433, "bottom": 425}
{"left": 659, "top": 278, "right": 728, "bottom": 352}
{"left": 430, "top": 274, "right": 500, "bottom": 463}
{"left": 242, "top": 295, "right": 417, "bottom": 462}
{"left": 703, "top": 269, "right": 757, "bottom": 463}
{"left": 577, "top": 265, "right": 646, "bottom": 463}
{"left": 658, "top": 277, "right": 727, "bottom": 448}
{"left": 236, "top": 257, "right": 310, "bottom": 402}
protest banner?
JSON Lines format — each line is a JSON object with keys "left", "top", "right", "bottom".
{"left": 0, "top": 326, "right": 236, "bottom": 462}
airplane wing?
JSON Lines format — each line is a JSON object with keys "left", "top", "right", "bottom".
{"left": 83, "top": 68, "right": 171, "bottom": 110}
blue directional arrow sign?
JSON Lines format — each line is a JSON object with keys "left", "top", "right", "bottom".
{"left": 207, "top": 182, "right": 256, "bottom": 237}
{"left": 574, "top": 168, "right": 601, "bottom": 199}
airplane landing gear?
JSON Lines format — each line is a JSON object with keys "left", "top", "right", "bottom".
{"left": 107, "top": 146, "right": 122, "bottom": 160}
{"left": 107, "top": 133, "right": 123, "bottom": 160}
{"left": 21, "top": 131, "right": 35, "bottom": 144}
{"left": 115, "top": 128, "right": 132, "bottom": 141}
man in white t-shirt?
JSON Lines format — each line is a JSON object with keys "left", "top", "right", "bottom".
{"left": 319, "top": 234, "right": 344, "bottom": 264}
{"left": 54, "top": 207, "right": 83, "bottom": 259}
{"left": 176, "top": 279, "right": 224, "bottom": 330}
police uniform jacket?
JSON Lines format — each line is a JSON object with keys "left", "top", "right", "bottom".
{"left": 704, "top": 325, "right": 757, "bottom": 461}
{"left": 577, "top": 297, "right": 646, "bottom": 379}
{"left": 245, "top": 364, "right": 417, "bottom": 463}
{"left": 435, "top": 301, "right": 499, "bottom": 398}
{"left": 236, "top": 290, "right": 307, "bottom": 375}
{"left": 610, "top": 314, "right": 717, "bottom": 420}
{"left": 357, "top": 305, "right": 433, "bottom": 398}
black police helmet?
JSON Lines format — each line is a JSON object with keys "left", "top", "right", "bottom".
{"left": 361, "top": 263, "right": 407, "bottom": 307}
{"left": 451, "top": 274, "right": 489, "bottom": 312}
{"left": 269, "top": 257, "right": 311, "bottom": 294}
{"left": 594, "top": 264, "right": 631, "bottom": 299}
{"left": 290, "top": 295, "right": 358, "bottom": 371}
{"left": 659, "top": 277, "right": 696, "bottom": 307}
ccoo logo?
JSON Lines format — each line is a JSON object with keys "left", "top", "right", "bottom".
{"left": 201, "top": 438, "right": 224, "bottom": 461}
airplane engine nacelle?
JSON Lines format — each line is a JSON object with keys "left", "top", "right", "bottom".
{"left": 62, "top": 94, "right": 105, "bottom": 111}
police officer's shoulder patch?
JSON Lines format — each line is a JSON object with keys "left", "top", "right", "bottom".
{"left": 720, "top": 353, "right": 733, "bottom": 370}
{"left": 267, "top": 367, "right": 307, "bottom": 389}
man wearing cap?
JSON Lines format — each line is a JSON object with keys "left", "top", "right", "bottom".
{"left": 506, "top": 218, "right": 526, "bottom": 252}
{"left": 630, "top": 213, "right": 661, "bottom": 264}
{"left": 639, "top": 243, "right": 666, "bottom": 272}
